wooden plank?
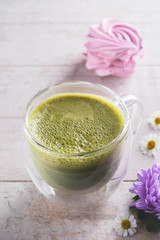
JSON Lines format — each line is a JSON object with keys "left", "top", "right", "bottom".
{"left": 0, "top": 23, "right": 159, "bottom": 66}
{"left": 0, "top": 0, "right": 159, "bottom": 239}
{"left": 0, "top": 118, "right": 157, "bottom": 181}
{"left": 0, "top": 181, "right": 158, "bottom": 240}
{"left": 0, "top": 119, "right": 22, "bottom": 150}
{"left": 0, "top": 65, "right": 160, "bottom": 118}
{"left": 0, "top": 0, "right": 160, "bottom": 24}
{"left": 125, "top": 118, "right": 159, "bottom": 180}
{"left": 0, "top": 63, "right": 159, "bottom": 181}
{"left": 0, "top": 149, "right": 29, "bottom": 181}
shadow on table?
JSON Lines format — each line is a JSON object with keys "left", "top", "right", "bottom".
{"left": 61, "top": 59, "right": 127, "bottom": 90}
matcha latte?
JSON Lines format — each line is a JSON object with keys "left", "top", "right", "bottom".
{"left": 28, "top": 93, "right": 125, "bottom": 192}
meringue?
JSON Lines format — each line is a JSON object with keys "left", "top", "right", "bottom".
{"left": 84, "top": 19, "right": 143, "bottom": 77}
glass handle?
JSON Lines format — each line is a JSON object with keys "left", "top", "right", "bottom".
{"left": 121, "top": 95, "right": 143, "bottom": 134}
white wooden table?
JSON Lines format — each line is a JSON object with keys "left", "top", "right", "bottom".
{"left": 1, "top": 1, "right": 160, "bottom": 239}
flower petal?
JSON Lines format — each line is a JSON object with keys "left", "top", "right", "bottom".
{"left": 117, "top": 228, "right": 124, "bottom": 236}
{"left": 123, "top": 230, "right": 128, "bottom": 237}
{"left": 130, "top": 162, "right": 160, "bottom": 215}
{"left": 128, "top": 228, "right": 134, "bottom": 236}
{"left": 129, "top": 215, "right": 134, "bottom": 222}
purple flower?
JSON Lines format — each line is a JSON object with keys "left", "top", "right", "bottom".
{"left": 129, "top": 163, "right": 160, "bottom": 219}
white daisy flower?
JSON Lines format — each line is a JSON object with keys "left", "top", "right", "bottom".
{"left": 114, "top": 214, "right": 137, "bottom": 237}
{"left": 139, "top": 134, "right": 160, "bottom": 157}
{"left": 148, "top": 111, "right": 160, "bottom": 130}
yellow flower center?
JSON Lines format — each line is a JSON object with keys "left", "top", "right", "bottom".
{"left": 121, "top": 219, "right": 131, "bottom": 230}
{"left": 155, "top": 117, "right": 160, "bottom": 125}
{"left": 147, "top": 140, "right": 156, "bottom": 150}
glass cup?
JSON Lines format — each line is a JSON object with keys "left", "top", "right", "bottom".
{"left": 23, "top": 81, "right": 142, "bottom": 208}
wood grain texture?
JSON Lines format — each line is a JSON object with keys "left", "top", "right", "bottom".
{"left": 0, "top": 149, "right": 29, "bottom": 181}
{"left": 0, "top": 65, "right": 160, "bottom": 118}
{"left": 1, "top": 182, "right": 160, "bottom": 240}
{"left": 0, "top": 23, "right": 159, "bottom": 66}
{"left": 0, "top": 118, "right": 158, "bottom": 182}
{"left": 1, "top": 0, "right": 160, "bottom": 239}
{"left": 0, "top": 0, "right": 160, "bottom": 24}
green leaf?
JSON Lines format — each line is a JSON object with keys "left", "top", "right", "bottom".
{"left": 138, "top": 211, "right": 152, "bottom": 221}
{"left": 132, "top": 194, "right": 140, "bottom": 201}
{"left": 146, "top": 216, "right": 160, "bottom": 232}
{"left": 129, "top": 206, "right": 137, "bottom": 211}
{"left": 129, "top": 194, "right": 160, "bottom": 232}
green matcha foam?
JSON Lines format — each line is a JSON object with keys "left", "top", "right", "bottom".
{"left": 28, "top": 93, "right": 125, "bottom": 190}
{"left": 29, "top": 93, "right": 124, "bottom": 154}
{"left": 28, "top": 93, "right": 125, "bottom": 170}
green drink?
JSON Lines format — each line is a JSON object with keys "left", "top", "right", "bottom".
{"left": 28, "top": 93, "right": 124, "bottom": 192}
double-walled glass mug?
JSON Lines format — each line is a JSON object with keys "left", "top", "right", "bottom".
{"left": 23, "top": 81, "right": 142, "bottom": 208}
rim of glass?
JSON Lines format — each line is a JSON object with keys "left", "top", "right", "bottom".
{"left": 24, "top": 81, "right": 130, "bottom": 157}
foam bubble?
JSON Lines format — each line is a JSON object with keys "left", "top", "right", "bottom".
{"left": 29, "top": 94, "right": 124, "bottom": 166}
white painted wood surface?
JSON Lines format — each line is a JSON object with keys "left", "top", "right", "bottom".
{"left": 1, "top": 182, "right": 159, "bottom": 240}
{"left": 0, "top": 0, "right": 160, "bottom": 239}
